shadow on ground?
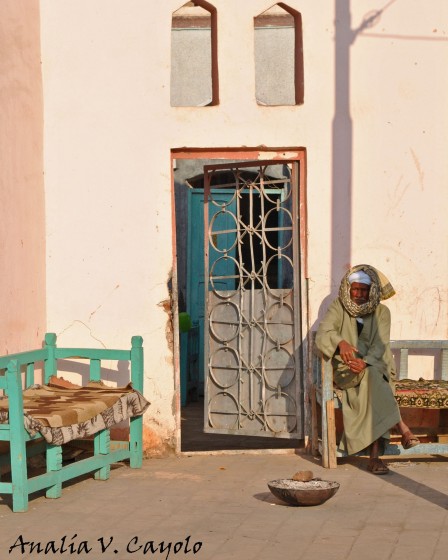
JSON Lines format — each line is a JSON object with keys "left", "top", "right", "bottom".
{"left": 181, "top": 399, "right": 302, "bottom": 452}
{"left": 300, "top": 452, "right": 448, "bottom": 510}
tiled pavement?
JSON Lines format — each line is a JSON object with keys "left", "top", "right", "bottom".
{"left": 1, "top": 451, "right": 447, "bottom": 559}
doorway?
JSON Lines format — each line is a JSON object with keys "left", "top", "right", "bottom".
{"left": 173, "top": 149, "right": 308, "bottom": 452}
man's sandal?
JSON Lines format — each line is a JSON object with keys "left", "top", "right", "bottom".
{"left": 401, "top": 431, "right": 420, "bottom": 450}
{"left": 367, "top": 458, "right": 389, "bottom": 475}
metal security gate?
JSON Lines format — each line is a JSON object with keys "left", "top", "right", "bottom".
{"left": 203, "top": 161, "right": 303, "bottom": 439}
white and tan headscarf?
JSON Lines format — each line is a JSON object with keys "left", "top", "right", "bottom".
{"left": 339, "top": 264, "right": 395, "bottom": 318}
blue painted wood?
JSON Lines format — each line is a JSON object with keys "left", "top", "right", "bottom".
{"left": 0, "top": 426, "right": 41, "bottom": 443}
{"left": 90, "top": 358, "right": 101, "bottom": 382}
{"left": 130, "top": 335, "right": 144, "bottom": 468}
{"left": 0, "top": 426, "right": 10, "bottom": 438}
{"left": 54, "top": 348, "right": 130, "bottom": 360}
{"left": 27, "top": 449, "right": 133, "bottom": 494}
{"left": 184, "top": 186, "right": 283, "bottom": 406}
{"left": 185, "top": 188, "right": 237, "bottom": 400}
{"left": 94, "top": 430, "right": 111, "bottom": 480}
{"left": 180, "top": 332, "right": 189, "bottom": 406}
{"left": 129, "top": 415, "right": 143, "bottom": 469}
{"left": 26, "top": 363, "right": 35, "bottom": 388}
{"left": 0, "top": 333, "right": 145, "bottom": 511}
{"left": 131, "top": 335, "right": 144, "bottom": 392}
{"left": 7, "top": 360, "right": 29, "bottom": 512}
{"left": 45, "top": 445, "right": 62, "bottom": 499}
{"left": 0, "top": 349, "right": 47, "bottom": 370}
{"left": 0, "top": 481, "right": 13, "bottom": 492}
{"left": 44, "top": 332, "right": 57, "bottom": 384}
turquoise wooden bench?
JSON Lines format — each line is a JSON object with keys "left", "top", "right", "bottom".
{"left": 311, "top": 339, "right": 448, "bottom": 468}
{"left": 0, "top": 333, "right": 145, "bottom": 512}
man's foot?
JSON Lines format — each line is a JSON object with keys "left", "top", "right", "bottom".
{"left": 367, "top": 458, "right": 389, "bottom": 475}
{"left": 401, "top": 431, "right": 420, "bottom": 449}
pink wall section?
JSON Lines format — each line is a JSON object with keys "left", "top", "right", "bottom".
{"left": 0, "top": 0, "right": 46, "bottom": 354}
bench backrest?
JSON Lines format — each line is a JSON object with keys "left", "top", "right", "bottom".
{"left": 0, "top": 333, "right": 143, "bottom": 391}
{"left": 0, "top": 349, "right": 48, "bottom": 391}
{"left": 390, "top": 340, "right": 448, "bottom": 381}
{"left": 312, "top": 333, "right": 448, "bottom": 385}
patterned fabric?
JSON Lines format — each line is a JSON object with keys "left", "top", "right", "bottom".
{"left": 375, "top": 268, "right": 396, "bottom": 301}
{"left": 394, "top": 378, "right": 448, "bottom": 409}
{"left": 338, "top": 265, "right": 382, "bottom": 318}
{"left": 0, "top": 382, "right": 150, "bottom": 445}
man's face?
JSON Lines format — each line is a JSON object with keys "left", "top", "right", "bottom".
{"left": 349, "top": 282, "right": 370, "bottom": 305}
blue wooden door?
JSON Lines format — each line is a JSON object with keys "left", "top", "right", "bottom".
{"left": 185, "top": 189, "right": 236, "bottom": 400}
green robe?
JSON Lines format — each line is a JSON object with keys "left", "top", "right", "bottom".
{"left": 315, "top": 298, "right": 400, "bottom": 455}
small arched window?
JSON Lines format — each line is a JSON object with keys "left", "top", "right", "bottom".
{"left": 171, "top": 1, "right": 219, "bottom": 107}
{"left": 254, "top": 3, "right": 304, "bottom": 106}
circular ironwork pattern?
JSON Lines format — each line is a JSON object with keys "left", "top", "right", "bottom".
{"left": 261, "top": 177, "right": 291, "bottom": 204}
{"left": 263, "top": 207, "right": 293, "bottom": 251}
{"left": 265, "top": 302, "right": 295, "bottom": 345}
{"left": 209, "top": 347, "right": 240, "bottom": 389}
{"left": 208, "top": 391, "right": 298, "bottom": 434}
{"left": 205, "top": 163, "right": 299, "bottom": 438}
{"left": 209, "top": 171, "right": 237, "bottom": 206}
{"left": 264, "top": 393, "right": 297, "bottom": 433}
{"left": 209, "top": 210, "right": 239, "bottom": 253}
{"left": 264, "top": 347, "right": 295, "bottom": 389}
{"left": 209, "top": 255, "right": 241, "bottom": 296}
{"left": 265, "top": 254, "right": 294, "bottom": 295}
{"left": 209, "top": 301, "right": 240, "bottom": 343}
{"left": 208, "top": 393, "right": 239, "bottom": 430}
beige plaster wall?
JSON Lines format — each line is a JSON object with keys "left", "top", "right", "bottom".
{"left": 0, "top": 0, "right": 46, "bottom": 355}
{"left": 39, "top": 0, "right": 448, "bottom": 450}
{"left": 347, "top": 0, "right": 448, "bottom": 342}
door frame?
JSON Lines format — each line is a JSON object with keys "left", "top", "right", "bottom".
{"left": 171, "top": 147, "right": 309, "bottom": 453}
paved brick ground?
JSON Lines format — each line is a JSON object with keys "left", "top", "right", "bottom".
{"left": 1, "top": 452, "right": 447, "bottom": 559}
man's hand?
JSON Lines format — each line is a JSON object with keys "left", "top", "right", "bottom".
{"left": 347, "top": 357, "right": 366, "bottom": 374}
{"left": 338, "top": 340, "right": 358, "bottom": 363}
{"left": 338, "top": 340, "right": 367, "bottom": 374}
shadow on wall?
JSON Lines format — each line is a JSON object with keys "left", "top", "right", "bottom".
{"left": 329, "top": 0, "right": 401, "bottom": 318}
{"left": 54, "top": 359, "right": 130, "bottom": 387}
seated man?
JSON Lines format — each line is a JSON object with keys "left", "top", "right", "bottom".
{"left": 315, "top": 264, "right": 419, "bottom": 474}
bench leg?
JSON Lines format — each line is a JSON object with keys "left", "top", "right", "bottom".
{"left": 46, "top": 445, "right": 62, "bottom": 499}
{"left": 320, "top": 356, "right": 339, "bottom": 468}
{"left": 129, "top": 416, "right": 143, "bottom": 468}
{"left": 94, "top": 430, "right": 111, "bottom": 480}
{"left": 310, "top": 386, "right": 319, "bottom": 456}
{"left": 8, "top": 361, "right": 29, "bottom": 511}
{"left": 326, "top": 400, "right": 338, "bottom": 469}
{"left": 10, "top": 440, "right": 29, "bottom": 512}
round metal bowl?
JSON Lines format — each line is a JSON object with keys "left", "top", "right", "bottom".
{"left": 268, "top": 479, "right": 340, "bottom": 506}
